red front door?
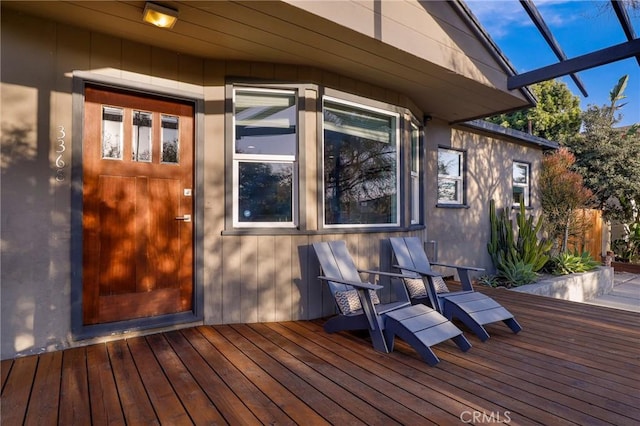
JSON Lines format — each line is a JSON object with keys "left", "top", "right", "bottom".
{"left": 82, "top": 86, "right": 194, "bottom": 325}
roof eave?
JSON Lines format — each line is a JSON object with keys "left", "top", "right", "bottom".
{"left": 451, "top": 0, "right": 537, "bottom": 107}
{"left": 459, "top": 119, "right": 560, "bottom": 150}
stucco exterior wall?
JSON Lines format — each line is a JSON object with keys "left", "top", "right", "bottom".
{"left": 424, "top": 121, "right": 545, "bottom": 278}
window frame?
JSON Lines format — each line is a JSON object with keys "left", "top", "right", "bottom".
{"left": 437, "top": 147, "right": 466, "bottom": 206}
{"left": 409, "top": 119, "right": 422, "bottom": 224}
{"left": 512, "top": 160, "right": 531, "bottom": 207}
{"left": 231, "top": 86, "right": 299, "bottom": 228}
{"left": 321, "top": 95, "right": 401, "bottom": 229}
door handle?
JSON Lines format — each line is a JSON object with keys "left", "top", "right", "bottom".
{"left": 175, "top": 214, "right": 191, "bottom": 222}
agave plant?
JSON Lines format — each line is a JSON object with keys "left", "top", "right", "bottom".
{"left": 498, "top": 258, "right": 538, "bottom": 287}
{"left": 476, "top": 274, "right": 501, "bottom": 288}
{"left": 550, "top": 251, "right": 600, "bottom": 275}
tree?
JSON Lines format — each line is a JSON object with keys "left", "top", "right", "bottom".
{"left": 565, "top": 76, "right": 640, "bottom": 224}
{"left": 539, "top": 148, "right": 594, "bottom": 255}
{"left": 487, "top": 80, "right": 582, "bottom": 143}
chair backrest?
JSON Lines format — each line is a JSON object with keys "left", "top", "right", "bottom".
{"left": 312, "top": 240, "right": 362, "bottom": 296}
{"left": 389, "top": 237, "right": 433, "bottom": 274}
{"left": 389, "top": 237, "right": 443, "bottom": 311}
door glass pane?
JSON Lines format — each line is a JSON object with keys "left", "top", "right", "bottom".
{"left": 102, "top": 106, "right": 123, "bottom": 160}
{"left": 161, "top": 115, "right": 179, "bottom": 164}
{"left": 238, "top": 162, "right": 293, "bottom": 222}
{"left": 235, "top": 90, "right": 297, "bottom": 156}
{"left": 132, "top": 111, "right": 152, "bottom": 162}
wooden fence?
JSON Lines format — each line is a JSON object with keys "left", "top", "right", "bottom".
{"left": 567, "top": 209, "right": 603, "bottom": 259}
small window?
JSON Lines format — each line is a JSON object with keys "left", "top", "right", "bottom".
{"left": 410, "top": 121, "right": 421, "bottom": 224}
{"left": 132, "top": 111, "right": 152, "bottom": 162}
{"left": 437, "top": 148, "right": 464, "bottom": 205}
{"left": 233, "top": 88, "right": 298, "bottom": 227}
{"left": 102, "top": 106, "right": 123, "bottom": 160}
{"left": 513, "top": 161, "right": 530, "bottom": 206}
{"left": 161, "top": 115, "right": 179, "bottom": 164}
{"left": 323, "top": 97, "right": 399, "bottom": 227}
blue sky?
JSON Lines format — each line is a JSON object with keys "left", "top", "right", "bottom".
{"left": 466, "top": 0, "right": 640, "bottom": 127}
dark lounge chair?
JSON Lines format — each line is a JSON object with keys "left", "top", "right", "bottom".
{"left": 389, "top": 237, "right": 522, "bottom": 341}
{"left": 312, "top": 240, "right": 471, "bottom": 366}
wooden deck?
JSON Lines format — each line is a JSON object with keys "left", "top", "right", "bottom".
{"left": 2, "top": 286, "right": 639, "bottom": 425}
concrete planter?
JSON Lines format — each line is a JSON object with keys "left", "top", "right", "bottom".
{"left": 510, "top": 267, "right": 613, "bottom": 302}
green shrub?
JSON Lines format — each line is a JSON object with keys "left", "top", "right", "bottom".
{"left": 612, "top": 222, "right": 640, "bottom": 263}
{"left": 498, "top": 258, "right": 538, "bottom": 287}
{"left": 548, "top": 251, "right": 600, "bottom": 275}
{"left": 476, "top": 274, "right": 501, "bottom": 288}
{"left": 488, "top": 199, "right": 516, "bottom": 270}
{"left": 515, "top": 201, "right": 552, "bottom": 272}
{"left": 488, "top": 199, "right": 552, "bottom": 286}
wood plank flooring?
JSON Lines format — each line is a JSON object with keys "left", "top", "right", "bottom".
{"left": 2, "top": 286, "right": 639, "bottom": 425}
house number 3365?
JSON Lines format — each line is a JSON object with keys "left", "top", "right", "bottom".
{"left": 55, "top": 125, "right": 66, "bottom": 182}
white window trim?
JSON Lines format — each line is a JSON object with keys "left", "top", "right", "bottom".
{"left": 232, "top": 87, "right": 298, "bottom": 228}
{"left": 513, "top": 161, "right": 530, "bottom": 207}
{"left": 410, "top": 121, "right": 420, "bottom": 224}
{"left": 437, "top": 148, "right": 464, "bottom": 205}
{"left": 322, "top": 95, "right": 401, "bottom": 228}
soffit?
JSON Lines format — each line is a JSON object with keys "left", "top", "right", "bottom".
{"left": 2, "top": 0, "right": 532, "bottom": 122}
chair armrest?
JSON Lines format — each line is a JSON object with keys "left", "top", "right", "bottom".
{"left": 358, "top": 269, "right": 416, "bottom": 304}
{"left": 391, "top": 265, "right": 442, "bottom": 278}
{"left": 358, "top": 268, "right": 417, "bottom": 280}
{"left": 317, "top": 276, "right": 383, "bottom": 291}
{"left": 429, "top": 262, "right": 480, "bottom": 292}
{"left": 430, "top": 262, "right": 484, "bottom": 272}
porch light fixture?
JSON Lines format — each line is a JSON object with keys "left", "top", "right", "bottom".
{"left": 142, "top": 2, "right": 178, "bottom": 29}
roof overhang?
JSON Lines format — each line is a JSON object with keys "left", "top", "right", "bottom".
{"left": 459, "top": 119, "right": 560, "bottom": 150}
{"left": 2, "top": 0, "right": 534, "bottom": 123}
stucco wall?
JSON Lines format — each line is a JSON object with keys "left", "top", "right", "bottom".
{"left": 424, "top": 121, "right": 545, "bottom": 278}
